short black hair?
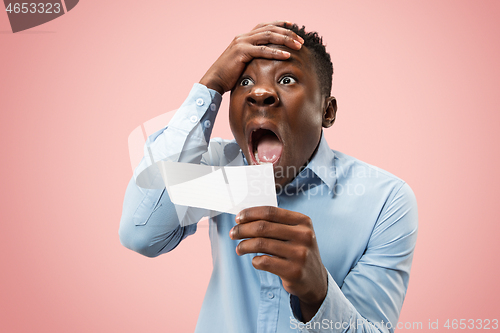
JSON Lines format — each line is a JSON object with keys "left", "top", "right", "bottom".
{"left": 285, "top": 24, "right": 333, "bottom": 96}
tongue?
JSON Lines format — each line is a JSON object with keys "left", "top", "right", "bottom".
{"left": 257, "top": 133, "right": 282, "bottom": 163}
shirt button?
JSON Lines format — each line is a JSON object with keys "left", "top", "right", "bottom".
{"left": 204, "top": 120, "right": 211, "bottom": 128}
{"left": 267, "top": 292, "right": 274, "bottom": 299}
{"left": 196, "top": 98, "right": 204, "bottom": 106}
{"left": 190, "top": 115, "right": 198, "bottom": 123}
{"left": 210, "top": 103, "right": 217, "bottom": 111}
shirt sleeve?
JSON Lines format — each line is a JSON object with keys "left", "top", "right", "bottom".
{"left": 118, "top": 83, "right": 222, "bottom": 257}
{"left": 289, "top": 182, "right": 418, "bottom": 332}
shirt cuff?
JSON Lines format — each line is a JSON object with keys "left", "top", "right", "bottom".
{"left": 168, "top": 83, "right": 222, "bottom": 135}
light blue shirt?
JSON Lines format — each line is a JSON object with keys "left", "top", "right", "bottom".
{"left": 119, "top": 84, "right": 418, "bottom": 333}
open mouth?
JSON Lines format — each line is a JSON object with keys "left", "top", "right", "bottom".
{"left": 250, "top": 128, "right": 283, "bottom": 165}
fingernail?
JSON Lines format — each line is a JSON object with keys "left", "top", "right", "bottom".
{"left": 294, "top": 40, "right": 302, "bottom": 48}
{"left": 298, "top": 36, "right": 304, "bottom": 44}
{"left": 282, "top": 50, "right": 291, "bottom": 57}
{"left": 230, "top": 228, "right": 234, "bottom": 238}
{"left": 236, "top": 212, "right": 245, "bottom": 222}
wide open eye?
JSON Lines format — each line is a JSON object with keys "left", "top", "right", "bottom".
{"left": 240, "top": 77, "right": 254, "bottom": 86}
{"left": 278, "top": 75, "right": 297, "bottom": 85}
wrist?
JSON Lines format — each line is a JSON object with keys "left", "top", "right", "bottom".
{"left": 298, "top": 268, "right": 328, "bottom": 322}
{"left": 299, "top": 292, "right": 326, "bottom": 322}
{"left": 199, "top": 76, "right": 225, "bottom": 95}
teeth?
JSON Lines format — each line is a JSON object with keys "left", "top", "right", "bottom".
{"left": 262, "top": 154, "right": 276, "bottom": 162}
{"left": 254, "top": 151, "right": 272, "bottom": 165}
{"left": 254, "top": 151, "right": 262, "bottom": 164}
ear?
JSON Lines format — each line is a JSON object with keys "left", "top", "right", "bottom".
{"left": 322, "top": 96, "right": 337, "bottom": 128}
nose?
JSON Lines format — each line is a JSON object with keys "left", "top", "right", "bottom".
{"left": 246, "top": 86, "right": 279, "bottom": 107}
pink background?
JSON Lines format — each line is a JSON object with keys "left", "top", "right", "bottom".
{"left": 1, "top": 1, "right": 499, "bottom": 332}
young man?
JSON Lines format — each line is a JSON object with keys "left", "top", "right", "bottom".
{"left": 119, "top": 22, "right": 418, "bottom": 332}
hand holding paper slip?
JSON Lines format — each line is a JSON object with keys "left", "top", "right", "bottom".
{"left": 158, "top": 161, "right": 278, "bottom": 215}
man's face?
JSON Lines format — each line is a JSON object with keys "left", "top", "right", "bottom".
{"left": 229, "top": 46, "right": 330, "bottom": 187}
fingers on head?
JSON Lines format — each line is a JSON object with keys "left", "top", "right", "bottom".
{"left": 253, "top": 26, "right": 298, "bottom": 45}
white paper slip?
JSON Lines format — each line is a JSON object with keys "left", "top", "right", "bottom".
{"left": 158, "top": 161, "right": 277, "bottom": 215}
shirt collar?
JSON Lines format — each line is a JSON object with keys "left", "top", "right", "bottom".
{"left": 302, "top": 132, "right": 336, "bottom": 190}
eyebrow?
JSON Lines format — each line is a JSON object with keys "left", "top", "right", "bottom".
{"left": 286, "top": 55, "right": 304, "bottom": 69}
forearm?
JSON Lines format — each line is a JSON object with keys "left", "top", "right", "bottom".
{"left": 119, "top": 84, "right": 222, "bottom": 256}
{"left": 134, "top": 84, "right": 221, "bottom": 185}
{"left": 119, "top": 178, "right": 195, "bottom": 257}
